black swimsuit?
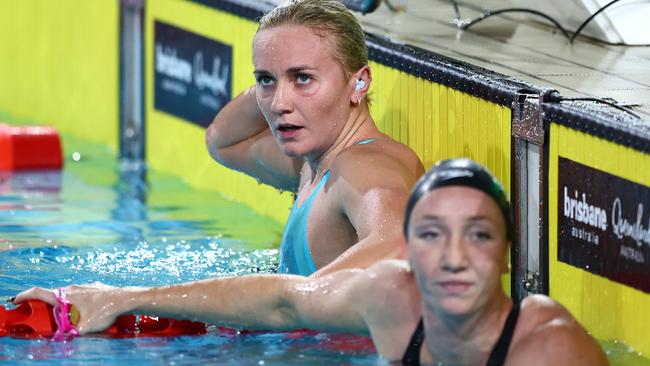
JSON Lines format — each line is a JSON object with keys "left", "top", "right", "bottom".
{"left": 402, "top": 303, "right": 520, "bottom": 366}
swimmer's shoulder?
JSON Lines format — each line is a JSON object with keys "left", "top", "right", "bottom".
{"left": 330, "top": 136, "right": 424, "bottom": 188}
{"left": 344, "top": 260, "right": 416, "bottom": 301}
{"left": 366, "top": 259, "right": 414, "bottom": 280}
{"left": 519, "top": 294, "right": 572, "bottom": 325}
{"left": 364, "top": 260, "right": 419, "bottom": 308}
{"left": 506, "top": 294, "right": 608, "bottom": 366}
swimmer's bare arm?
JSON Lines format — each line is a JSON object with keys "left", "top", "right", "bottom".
{"left": 13, "top": 269, "right": 375, "bottom": 335}
{"left": 313, "top": 149, "right": 423, "bottom": 277}
{"left": 205, "top": 86, "right": 301, "bottom": 191}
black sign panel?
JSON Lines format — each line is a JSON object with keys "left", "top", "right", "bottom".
{"left": 154, "top": 21, "right": 232, "bottom": 127}
{"left": 558, "top": 157, "right": 650, "bottom": 293}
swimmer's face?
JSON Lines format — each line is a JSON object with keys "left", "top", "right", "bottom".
{"left": 252, "top": 25, "right": 356, "bottom": 159}
{"left": 407, "top": 186, "right": 509, "bottom": 316}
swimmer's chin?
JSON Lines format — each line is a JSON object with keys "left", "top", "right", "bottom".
{"left": 422, "top": 290, "right": 476, "bottom": 316}
{"left": 277, "top": 143, "right": 308, "bottom": 159}
{"left": 280, "top": 147, "right": 303, "bottom": 158}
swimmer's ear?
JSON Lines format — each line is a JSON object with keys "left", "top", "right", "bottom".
{"left": 349, "top": 65, "right": 371, "bottom": 103}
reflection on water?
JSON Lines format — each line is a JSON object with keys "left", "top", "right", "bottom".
{"left": 0, "top": 330, "right": 377, "bottom": 365}
{"left": 0, "top": 139, "right": 283, "bottom": 251}
{"left": 111, "top": 160, "right": 148, "bottom": 227}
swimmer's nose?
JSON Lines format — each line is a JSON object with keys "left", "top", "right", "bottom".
{"left": 441, "top": 235, "right": 469, "bottom": 273}
{"left": 271, "top": 80, "right": 292, "bottom": 115}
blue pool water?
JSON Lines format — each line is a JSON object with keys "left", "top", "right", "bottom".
{"left": 0, "top": 137, "right": 377, "bottom": 365}
{"left": 1, "top": 136, "right": 648, "bottom": 366}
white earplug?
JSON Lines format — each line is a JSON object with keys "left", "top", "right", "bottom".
{"left": 354, "top": 79, "right": 366, "bottom": 91}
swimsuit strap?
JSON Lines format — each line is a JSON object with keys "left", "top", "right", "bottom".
{"left": 299, "top": 170, "right": 330, "bottom": 273}
{"left": 356, "top": 138, "right": 377, "bottom": 145}
{"left": 402, "top": 303, "right": 520, "bottom": 366}
{"left": 277, "top": 171, "right": 330, "bottom": 275}
{"left": 486, "top": 302, "right": 521, "bottom": 366}
{"left": 296, "top": 170, "right": 330, "bottom": 210}
{"left": 402, "top": 318, "right": 424, "bottom": 365}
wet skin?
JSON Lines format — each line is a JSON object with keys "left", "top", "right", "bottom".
{"left": 207, "top": 24, "right": 424, "bottom": 274}
{"left": 253, "top": 25, "right": 354, "bottom": 161}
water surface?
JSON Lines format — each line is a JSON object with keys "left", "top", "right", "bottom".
{"left": 0, "top": 137, "right": 377, "bottom": 365}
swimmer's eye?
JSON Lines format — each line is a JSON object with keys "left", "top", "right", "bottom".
{"left": 256, "top": 75, "right": 275, "bottom": 87}
{"left": 295, "top": 73, "right": 313, "bottom": 85}
{"left": 469, "top": 230, "right": 492, "bottom": 242}
{"left": 417, "top": 230, "right": 440, "bottom": 241}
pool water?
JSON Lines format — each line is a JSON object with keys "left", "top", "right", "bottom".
{"left": 0, "top": 136, "right": 648, "bottom": 366}
{"left": 0, "top": 136, "right": 378, "bottom": 365}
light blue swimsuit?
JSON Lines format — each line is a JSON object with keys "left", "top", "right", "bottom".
{"left": 277, "top": 138, "right": 377, "bottom": 276}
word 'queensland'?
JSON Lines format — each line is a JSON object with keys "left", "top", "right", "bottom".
{"left": 155, "top": 44, "right": 229, "bottom": 96}
{"left": 611, "top": 199, "right": 650, "bottom": 248}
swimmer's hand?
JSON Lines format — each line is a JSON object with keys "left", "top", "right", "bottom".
{"left": 13, "top": 282, "right": 131, "bottom": 335}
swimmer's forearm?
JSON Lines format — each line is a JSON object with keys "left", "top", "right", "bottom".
{"left": 206, "top": 86, "right": 268, "bottom": 156}
{"left": 124, "top": 275, "right": 303, "bottom": 330}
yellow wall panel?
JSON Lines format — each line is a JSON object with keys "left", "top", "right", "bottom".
{"left": 438, "top": 84, "right": 449, "bottom": 159}
{"left": 368, "top": 64, "right": 511, "bottom": 191}
{"left": 391, "top": 71, "right": 402, "bottom": 141}
{"left": 422, "top": 80, "right": 434, "bottom": 167}
{"left": 145, "top": 0, "right": 293, "bottom": 224}
{"left": 549, "top": 123, "right": 650, "bottom": 356}
{"left": 0, "top": 0, "right": 119, "bottom": 150}
{"left": 414, "top": 77, "right": 424, "bottom": 160}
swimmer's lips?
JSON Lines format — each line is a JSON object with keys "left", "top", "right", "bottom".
{"left": 276, "top": 123, "right": 304, "bottom": 139}
{"left": 437, "top": 280, "right": 473, "bottom": 295}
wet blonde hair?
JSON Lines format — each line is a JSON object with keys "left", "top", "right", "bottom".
{"left": 258, "top": 0, "right": 368, "bottom": 79}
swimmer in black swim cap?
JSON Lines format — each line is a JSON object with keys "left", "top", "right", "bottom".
{"left": 404, "top": 158, "right": 513, "bottom": 242}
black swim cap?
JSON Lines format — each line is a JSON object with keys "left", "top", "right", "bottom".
{"left": 403, "top": 158, "right": 513, "bottom": 241}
